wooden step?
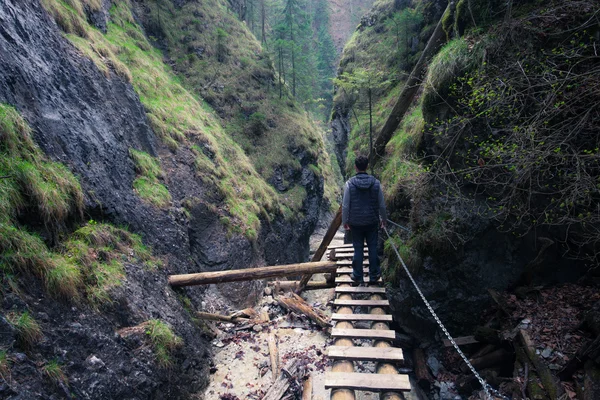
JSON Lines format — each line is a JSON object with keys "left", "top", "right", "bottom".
{"left": 324, "top": 372, "right": 411, "bottom": 392}
{"left": 327, "top": 346, "right": 404, "bottom": 362}
{"left": 331, "top": 313, "right": 392, "bottom": 322}
{"left": 328, "top": 244, "right": 355, "bottom": 250}
{"left": 335, "top": 276, "right": 382, "bottom": 284}
{"left": 335, "top": 286, "right": 386, "bottom": 294}
{"left": 331, "top": 328, "right": 395, "bottom": 340}
{"left": 336, "top": 267, "right": 370, "bottom": 274}
{"left": 336, "top": 260, "right": 369, "bottom": 266}
{"left": 334, "top": 299, "right": 389, "bottom": 307}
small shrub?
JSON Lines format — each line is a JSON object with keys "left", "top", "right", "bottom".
{"left": 145, "top": 320, "right": 183, "bottom": 368}
{"left": 7, "top": 311, "right": 42, "bottom": 349}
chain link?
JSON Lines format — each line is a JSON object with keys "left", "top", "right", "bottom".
{"left": 383, "top": 226, "right": 510, "bottom": 400}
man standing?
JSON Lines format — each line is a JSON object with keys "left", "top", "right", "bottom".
{"left": 342, "top": 155, "right": 386, "bottom": 284}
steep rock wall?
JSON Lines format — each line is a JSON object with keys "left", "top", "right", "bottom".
{"left": 0, "top": 0, "right": 325, "bottom": 397}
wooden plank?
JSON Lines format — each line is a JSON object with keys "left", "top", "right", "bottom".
{"left": 334, "top": 299, "right": 389, "bottom": 307}
{"left": 327, "top": 346, "right": 404, "bottom": 362}
{"left": 324, "top": 372, "right": 411, "bottom": 392}
{"left": 335, "top": 276, "right": 382, "bottom": 284}
{"left": 336, "top": 260, "right": 369, "bottom": 266}
{"left": 297, "top": 206, "right": 342, "bottom": 293}
{"left": 330, "top": 251, "right": 368, "bottom": 257}
{"left": 336, "top": 267, "right": 370, "bottom": 274}
{"left": 268, "top": 333, "right": 279, "bottom": 381}
{"left": 442, "top": 335, "right": 478, "bottom": 347}
{"left": 331, "top": 328, "right": 395, "bottom": 340}
{"left": 168, "top": 261, "right": 337, "bottom": 287}
{"left": 262, "top": 358, "right": 300, "bottom": 400}
{"left": 327, "top": 244, "right": 355, "bottom": 250}
{"left": 331, "top": 313, "right": 392, "bottom": 322}
{"left": 335, "top": 286, "right": 386, "bottom": 294}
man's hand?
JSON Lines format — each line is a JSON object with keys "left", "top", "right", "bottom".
{"left": 343, "top": 223, "right": 351, "bottom": 231}
{"left": 380, "top": 220, "right": 386, "bottom": 229}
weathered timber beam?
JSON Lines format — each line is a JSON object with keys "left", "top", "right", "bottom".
{"left": 296, "top": 205, "right": 342, "bottom": 293}
{"left": 168, "top": 261, "right": 337, "bottom": 287}
{"left": 195, "top": 311, "right": 249, "bottom": 323}
{"left": 276, "top": 293, "right": 331, "bottom": 328}
{"left": 269, "top": 280, "right": 334, "bottom": 292}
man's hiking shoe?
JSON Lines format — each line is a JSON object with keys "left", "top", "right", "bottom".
{"left": 369, "top": 274, "right": 381, "bottom": 284}
{"left": 350, "top": 274, "right": 364, "bottom": 286}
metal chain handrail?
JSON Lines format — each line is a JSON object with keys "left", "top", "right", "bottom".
{"left": 383, "top": 225, "right": 510, "bottom": 400}
{"left": 386, "top": 218, "right": 412, "bottom": 233}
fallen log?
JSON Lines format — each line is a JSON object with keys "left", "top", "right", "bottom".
{"left": 302, "top": 374, "right": 312, "bottom": 400}
{"left": 268, "top": 280, "right": 334, "bottom": 291}
{"left": 168, "top": 261, "right": 337, "bottom": 287}
{"left": 582, "top": 360, "right": 600, "bottom": 400}
{"left": 474, "top": 326, "right": 502, "bottom": 345}
{"left": 461, "top": 348, "right": 512, "bottom": 373}
{"left": 559, "top": 334, "right": 600, "bottom": 380}
{"left": 262, "top": 358, "right": 301, "bottom": 400}
{"left": 519, "top": 329, "right": 564, "bottom": 400}
{"left": 230, "top": 308, "right": 258, "bottom": 319}
{"left": 276, "top": 293, "right": 330, "bottom": 328}
{"left": 268, "top": 333, "right": 280, "bottom": 381}
{"left": 297, "top": 206, "right": 342, "bottom": 293}
{"left": 442, "top": 335, "right": 478, "bottom": 347}
{"left": 412, "top": 348, "right": 433, "bottom": 390}
{"left": 195, "top": 311, "right": 249, "bottom": 323}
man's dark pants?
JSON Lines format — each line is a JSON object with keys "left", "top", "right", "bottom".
{"left": 350, "top": 223, "right": 380, "bottom": 282}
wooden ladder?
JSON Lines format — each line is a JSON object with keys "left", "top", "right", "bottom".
{"left": 325, "top": 244, "right": 411, "bottom": 399}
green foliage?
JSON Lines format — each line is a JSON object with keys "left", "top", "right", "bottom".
{"left": 7, "top": 311, "right": 42, "bottom": 349}
{"left": 129, "top": 147, "right": 170, "bottom": 208}
{"left": 0, "top": 104, "right": 83, "bottom": 226}
{"left": 0, "top": 350, "right": 9, "bottom": 380}
{"left": 422, "top": 2, "right": 600, "bottom": 263}
{"left": 43, "top": 359, "right": 68, "bottom": 386}
{"left": 145, "top": 320, "right": 183, "bottom": 368}
{"left": 383, "top": 235, "right": 422, "bottom": 284}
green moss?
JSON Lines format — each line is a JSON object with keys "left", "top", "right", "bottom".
{"left": 7, "top": 311, "right": 42, "bottom": 349}
{"left": 145, "top": 319, "right": 183, "bottom": 368}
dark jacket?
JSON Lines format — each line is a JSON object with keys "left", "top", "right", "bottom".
{"left": 342, "top": 172, "right": 386, "bottom": 227}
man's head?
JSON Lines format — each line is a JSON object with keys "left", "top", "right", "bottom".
{"left": 355, "top": 155, "right": 369, "bottom": 172}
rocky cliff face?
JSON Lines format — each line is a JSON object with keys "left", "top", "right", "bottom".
{"left": 0, "top": 0, "right": 328, "bottom": 397}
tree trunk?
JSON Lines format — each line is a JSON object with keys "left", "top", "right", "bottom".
{"left": 370, "top": 2, "right": 452, "bottom": 166}
{"left": 168, "top": 261, "right": 337, "bottom": 287}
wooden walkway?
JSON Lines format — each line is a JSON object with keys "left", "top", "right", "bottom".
{"left": 325, "top": 244, "right": 411, "bottom": 399}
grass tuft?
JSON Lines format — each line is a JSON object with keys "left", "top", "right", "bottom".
{"left": 129, "top": 148, "right": 171, "bottom": 208}
{"left": 145, "top": 319, "right": 183, "bottom": 368}
{"left": 0, "top": 350, "right": 9, "bottom": 381}
{"left": 7, "top": 311, "right": 42, "bottom": 349}
{"left": 43, "top": 359, "right": 68, "bottom": 386}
